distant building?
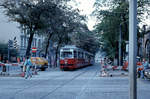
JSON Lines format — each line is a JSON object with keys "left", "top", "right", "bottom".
{"left": 137, "top": 26, "right": 150, "bottom": 61}
{"left": 19, "top": 31, "right": 45, "bottom": 59}
{"left": 95, "top": 51, "right": 105, "bottom": 63}
{"left": 143, "top": 26, "right": 150, "bottom": 60}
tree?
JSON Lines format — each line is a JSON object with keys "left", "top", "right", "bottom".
{"left": 93, "top": 0, "right": 150, "bottom": 61}
{"left": 0, "top": 0, "right": 72, "bottom": 57}
{"left": 43, "top": 5, "right": 85, "bottom": 65}
{"left": 49, "top": 13, "right": 85, "bottom": 67}
{"left": 71, "top": 24, "right": 99, "bottom": 54}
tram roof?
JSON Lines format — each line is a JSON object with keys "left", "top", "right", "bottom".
{"left": 60, "top": 45, "right": 94, "bottom": 56}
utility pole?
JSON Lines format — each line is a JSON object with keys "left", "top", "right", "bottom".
{"left": 129, "top": 0, "right": 137, "bottom": 99}
{"left": 119, "top": 24, "right": 122, "bottom": 66}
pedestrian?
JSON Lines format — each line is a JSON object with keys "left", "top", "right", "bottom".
{"left": 103, "top": 58, "right": 108, "bottom": 70}
{"left": 141, "top": 58, "right": 149, "bottom": 79}
{"left": 136, "top": 60, "right": 142, "bottom": 78}
{"left": 24, "top": 56, "right": 32, "bottom": 79}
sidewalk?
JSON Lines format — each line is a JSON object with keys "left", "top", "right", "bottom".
{"left": 100, "top": 66, "right": 128, "bottom": 77}
{"left": 108, "top": 70, "right": 128, "bottom": 77}
{"left": 47, "top": 66, "right": 60, "bottom": 71}
{"left": 0, "top": 66, "right": 61, "bottom": 77}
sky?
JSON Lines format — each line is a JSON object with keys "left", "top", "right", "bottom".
{"left": 69, "top": 0, "right": 96, "bottom": 30}
{"left": 0, "top": 9, "right": 20, "bottom": 43}
{"left": 0, "top": 0, "right": 96, "bottom": 43}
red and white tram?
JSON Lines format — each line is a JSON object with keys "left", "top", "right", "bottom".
{"left": 60, "top": 45, "right": 94, "bottom": 70}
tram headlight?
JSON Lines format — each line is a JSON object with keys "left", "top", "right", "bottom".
{"left": 65, "top": 60, "right": 67, "bottom": 64}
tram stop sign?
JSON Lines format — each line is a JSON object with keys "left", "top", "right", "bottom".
{"left": 32, "top": 47, "right": 37, "bottom": 53}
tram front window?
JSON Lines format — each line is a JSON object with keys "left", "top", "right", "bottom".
{"left": 61, "top": 52, "right": 73, "bottom": 59}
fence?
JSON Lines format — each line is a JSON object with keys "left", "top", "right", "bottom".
{"left": 0, "top": 63, "right": 23, "bottom": 76}
{"left": 0, "top": 63, "right": 38, "bottom": 77}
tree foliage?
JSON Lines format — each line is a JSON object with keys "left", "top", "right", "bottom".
{"left": 93, "top": 0, "right": 150, "bottom": 59}
{"left": 0, "top": 0, "right": 75, "bottom": 57}
{"left": 71, "top": 24, "right": 99, "bottom": 54}
{"left": 93, "top": 0, "right": 128, "bottom": 59}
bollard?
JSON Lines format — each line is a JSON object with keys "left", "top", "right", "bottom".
{"left": 32, "top": 65, "right": 38, "bottom": 75}
{"left": 2, "top": 65, "right": 6, "bottom": 72}
{"left": 20, "top": 72, "right": 25, "bottom": 77}
{"left": 20, "top": 65, "right": 26, "bottom": 77}
{"left": 2, "top": 65, "right": 9, "bottom": 76}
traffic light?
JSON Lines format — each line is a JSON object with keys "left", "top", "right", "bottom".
{"left": 8, "top": 39, "right": 13, "bottom": 48}
{"left": 13, "top": 37, "right": 18, "bottom": 49}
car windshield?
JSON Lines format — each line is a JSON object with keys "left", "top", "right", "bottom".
{"left": 61, "top": 51, "right": 73, "bottom": 59}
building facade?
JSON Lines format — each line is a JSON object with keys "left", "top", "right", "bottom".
{"left": 143, "top": 27, "right": 150, "bottom": 60}
{"left": 19, "top": 32, "right": 45, "bottom": 59}
{"left": 139, "top": 26, "right": 150, "bottom": 61}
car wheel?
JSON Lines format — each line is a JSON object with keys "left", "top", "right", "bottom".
{"left": 41, "top": 68, "right": 45, "bottom": 71}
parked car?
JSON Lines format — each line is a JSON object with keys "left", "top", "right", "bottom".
{"left": 144, "top": 68, "right": 150, "bottom": 79}
{"left": 31, "top": 57, "right": 48, "bottom": 71}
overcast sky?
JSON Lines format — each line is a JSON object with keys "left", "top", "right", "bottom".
{"left": 70, "top": 0, "right": 96, "bottom": 30}
{"left": 0, "top": 0, "right": 96, "bottom": 43}
{"left": 0, "top": 9, "right": 20, "bottom": 43}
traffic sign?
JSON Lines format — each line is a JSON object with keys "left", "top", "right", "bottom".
{"left": 32, "top": 47, "right": 37, "bottom": 53}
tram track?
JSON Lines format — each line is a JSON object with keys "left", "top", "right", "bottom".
{"left": 10, "top": 70, "right": 77, "bottom": 99}
{"left": 39, "top": 66, "right": 94, "bottom": 99}
{"left": 75, "top": 66, "right": 99, "bottom": 99}
{"left": 10, "top": 66, "right": 92, "bottom": 99}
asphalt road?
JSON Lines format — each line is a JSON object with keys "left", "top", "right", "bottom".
{"left": 0, "top": 64, "right": 150, "bottom": 99}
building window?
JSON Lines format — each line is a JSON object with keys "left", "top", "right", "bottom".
{"left": 21, "top": 36, "right": 23, "bottom": 48}
{"left": 26, "top": 37, "right": 29, "bottom": 48}
{"left": 32, "top": 38, "right": 34, "bottom": 47}
{"left": 35, "top": 38, "right": 37, "bottom": 47}
{"left": 24, "top": 36, "right": 26, "bottom": 48}
{"left": 38, "top": 39, "right": 41, "bottom": 48}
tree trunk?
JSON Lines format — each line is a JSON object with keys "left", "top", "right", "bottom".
{"left": 25, "top": 31, "right": 34, "bottom": 57}
{"left": 44, "top": 33, "right": 53, "bottom": 58}
{"left": 122, "top": 14, "right": 128, "bottom": 40}
{"left": 54, "top": 37, "right": 62, "bottom": 67}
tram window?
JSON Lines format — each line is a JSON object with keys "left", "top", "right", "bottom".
{"left": 78, "top": 52, "right": 82, "bottom": 58}
{"left": 78, "top": 52, "right": 81, "bottom": 58}
{"left": 61, "top": 52, "right": 73, "bottom": 58}
{"left": 74, "top": 51, "right": 77, "bottom": 58}
{"left": 85, "top": 54, "right": 87, "bottom": 60}
{"left": 81, "top": 52, "right": 83, "bottom": 58}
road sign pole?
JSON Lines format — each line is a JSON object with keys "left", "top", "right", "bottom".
{"left": 8, "top": 45, "right": 10, "bottom": 62}
{"left": 8, "top": 40, "right": 11, "bottom": 63}
{"left": 129, "top": 0, "right": 137, "bottom": 99}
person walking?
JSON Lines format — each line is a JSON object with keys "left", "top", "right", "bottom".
{"left": 24, "top": 56, "right": 32, "bottom": 79}
{"left": 141, "top": 58, "right": 149, "bottom": 79}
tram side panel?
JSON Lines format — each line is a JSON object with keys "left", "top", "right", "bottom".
{"left": 60, "top": 59, "right": 76, "bottom": 69}
{"left": 60, "top": 58, "right": 88, "bottom": 70}
{"left": 60, "top": 57, "right": 94, "bottom": 70}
